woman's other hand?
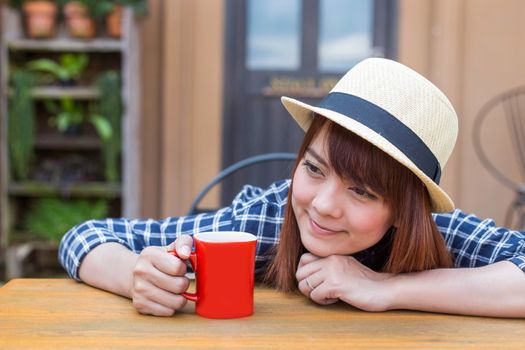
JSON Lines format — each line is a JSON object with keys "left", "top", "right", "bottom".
{"left": 296, "top": 253, "right": 393, "bottom": 311}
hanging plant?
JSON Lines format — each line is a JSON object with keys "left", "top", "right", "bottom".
{"left": 96, "top": 70, "right": 122, "bottom": 182}
{"left": 8, "top": 70, "right": 35, "bottom": 181}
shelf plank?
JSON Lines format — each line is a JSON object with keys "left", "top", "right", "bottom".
{"left": 35, "top": 134, "right": 101, "bottom": 150}
{"left": 7, "top": 38, "right": 123, "bottom": 52}
{"left": 8, "top": 87, "right": 101, "bottom": 99}
{"left": 8, "top": 182, "right": 121, "bottom": 198}
{"left": 31, "top": 86, "right": 101, "bottom": 100}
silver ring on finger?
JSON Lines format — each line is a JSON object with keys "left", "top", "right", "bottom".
{"left": 305, "top": 277, "right": 314, "bottom": 291}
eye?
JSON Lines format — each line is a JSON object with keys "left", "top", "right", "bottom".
{"left": 302, "top": 160, "right": 323, "bottom": 177}
{"left": 349, "top": 186, "right": 377, "bottom": 200}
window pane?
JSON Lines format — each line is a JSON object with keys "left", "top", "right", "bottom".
{"left": 319, "top": 0, "right": 373, "bottom": 72}
{"left": 246, "top": 0, "right": 301, "bottom": 70}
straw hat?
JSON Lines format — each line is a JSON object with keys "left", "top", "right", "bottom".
{"left": 281, "top": 58, "right": 458, "bottom": 212}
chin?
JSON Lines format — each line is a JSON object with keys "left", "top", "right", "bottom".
{"left": 301, "top": 237, "right": 336, "bottom": 257}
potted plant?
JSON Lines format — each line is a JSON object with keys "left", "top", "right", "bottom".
{"left": 44, "top": 97, "right": 112, "bottom": 140}
{"left": 71, "top": 0, "right": 148, "bottom": 38}
{"left": 8, "top": 69, "right": 36, "bottom": 180}
{"left": 26, "top": 53, "right": 89, "bottom": 85}
{"left": 61, "top": 0, "right": 96, "bottom": 39}
{"left": 105, "top": 0, "right": 148, "bottom": 37}
{"left": 105, "top": 3, "right": 122, "bottom": 38}
{"left": 10, "top": 0, "right": 59, "bottom": 39}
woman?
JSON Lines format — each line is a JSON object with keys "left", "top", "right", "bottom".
{"left": 59, "top": 58, "right": 525, "bottom": 317}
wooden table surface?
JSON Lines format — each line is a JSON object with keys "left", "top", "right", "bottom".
{"left": 0, "top": 279, "right": 523, "bottom": 349}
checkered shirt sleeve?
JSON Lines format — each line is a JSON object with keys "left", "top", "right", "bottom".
{"left": 59, "top": 179, "right": 525, "bottom": 281}
{"left": 434, "top": 209, "right": 525, "bottom": 272}
{"left": 59, "top": 180, "right": 290, "bottom": 281}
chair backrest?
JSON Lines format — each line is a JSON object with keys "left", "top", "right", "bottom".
{"left": 187, "top": 152, "right": 297, "bottom": 215}
{"left": 473, "top": 85, "right": 525, "bottom": 190}
{"left": 473, "top": 86, "right": 525, "bottom": 228}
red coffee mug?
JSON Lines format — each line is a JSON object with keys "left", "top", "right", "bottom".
{"left": 168, "top": 231, "right": 257, "bottom": 319}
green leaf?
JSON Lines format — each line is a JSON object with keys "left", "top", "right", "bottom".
{"left": 90, "top": 115, "right": 113, "bottom": 141}
{"left": 56, "top": 112, "right": 71, "bottom": 132}
{"left": 8, "top": 70, "right": 35, "bottom": 180}
{"left": 26, "top": 59, "right": 67, "bottom": 81}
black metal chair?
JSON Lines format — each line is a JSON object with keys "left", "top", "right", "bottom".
{"left": 187, "top": 152, "right": 297, "bottom": 215}
{"left": 473, "top": 85, "right": 525, "bottom": 229}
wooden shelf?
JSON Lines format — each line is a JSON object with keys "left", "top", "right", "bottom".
{"left": 7, "top": 38, "right": 123, "bottom": 52}
{"left": 1, "top": 6, "right": 141, "bottom": 278}
{"left": 31, "top": 86, "right": 101, "bottom": 100}
{"left": 8, "top": 182, "right": 121, "bottom": 198}
{"left": 35, "top": 134, "right": 101, "bottom": 150}
{"left": 8, "top": 86, "right": 101, "bottom": 99}
{"left": 8, "top": 232, "right": 50, "bottom": 245}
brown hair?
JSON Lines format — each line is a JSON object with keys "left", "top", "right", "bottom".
{"left": 263, "top": 114, "right": 453, "bottom": 292}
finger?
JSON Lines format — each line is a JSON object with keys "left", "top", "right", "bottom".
{"left": 174, "top": 234, "right": 194, "bottom": 259}
{"left": 133, "top": 296, "right": 176, "bottom": 317}
{"left": 133, "top": 280, "right": 188, "bottom": 316}
{"left": 297, "top": 269, "right": 322, "bottom": 298}
{"left": 309, "top": 285, "right": 339, "bottom": 306}
{"left": 145, "top": 284, "right": 188, "bottom": 311}
{"left": 148, "top": 270, "right": 190, "bottom": 295}
{"left": 297, "top": 277, "right": 313, "bottom": 298}
{"left": 296, "top": 257, "right": 322, "bottom": 281}
{"left": 308, "top": 275, "right": 339, "bottom": 306}
{"left": 153, "top": 251, "right": 188, "bottom": 277}
{"left": 298, "top": 252, "right": 320, "bottom": 268}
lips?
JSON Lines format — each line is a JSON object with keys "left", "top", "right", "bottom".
{"left": 309, "top": 218, "right": 341, "bottom": 236}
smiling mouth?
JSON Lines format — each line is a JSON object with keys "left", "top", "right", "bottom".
{"left": 309, "top": 218, "right": 341, "bottom": 236}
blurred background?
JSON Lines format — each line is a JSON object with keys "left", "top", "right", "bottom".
{"left": 0, "top": 0, "right": 524, "bottom": 282}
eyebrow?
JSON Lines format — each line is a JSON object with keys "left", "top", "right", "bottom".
{"left": 305, "top": 147, "right": 329, "bottom": 167}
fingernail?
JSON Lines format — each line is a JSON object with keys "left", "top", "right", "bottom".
{"left": 181, "top": 246, "right": 191, "bottom": 257}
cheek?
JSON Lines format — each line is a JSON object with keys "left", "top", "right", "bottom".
{"left": 354, "top": 213, "right": 389, "bottom": 233}
{"left": 352, "top": 207, "right": 393, "bottom": 239}
{"left": 291, "top": 169, "right": 319, "bottom": 213}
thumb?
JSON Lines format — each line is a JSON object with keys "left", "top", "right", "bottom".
{"left": 168, "top": 234, "right": 194, "bottom": 259}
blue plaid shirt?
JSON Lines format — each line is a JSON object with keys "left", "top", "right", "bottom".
{"left": 59, "top": 180, "right": 525, "bottom": 281}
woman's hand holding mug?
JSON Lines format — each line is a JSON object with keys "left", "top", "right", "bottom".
{"left": 131, "top": 235, "right": 194, "bottom": 316}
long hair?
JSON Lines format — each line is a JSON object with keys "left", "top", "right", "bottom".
{"left": 263, "top": 114, "right": 453, "bottom": 292}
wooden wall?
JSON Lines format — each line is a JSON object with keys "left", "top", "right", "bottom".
{"left": 140, "top": 0, "right": 223, "bottom": 218}
{"left": 398, "top": 0, "right": 525, "bottom": 225}
{"left": 139, "top": 0, "right": 524, "bottom": 226}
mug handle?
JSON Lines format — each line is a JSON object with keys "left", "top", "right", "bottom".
{"left": 167, "top": 249, "right": 199, "bottom": 302}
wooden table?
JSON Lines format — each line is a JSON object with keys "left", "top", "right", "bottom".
{"left": 0, "top": 279, "right": 523, "bottom": 349}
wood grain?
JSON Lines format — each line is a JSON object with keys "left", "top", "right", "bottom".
{"left": 1, "top": 279, "right": 523, "bottom": 349}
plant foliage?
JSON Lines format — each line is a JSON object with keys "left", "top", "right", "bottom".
{"left": 25, "top": 198, "right": 109, "bottom": 243}
{"left": 26, "top": 53, "right": 89, "bottom": 84}
{"left": 57, "top": 0, "right": 148, "bottom": 19}
{"left": 8, "top": 70, "right": 35, "bottom": 180}
{"left": 44, "top": 97, "right": 112, "bottom": 141}
{"left": 96, "top": 70, "right": 122, "bottom": 182}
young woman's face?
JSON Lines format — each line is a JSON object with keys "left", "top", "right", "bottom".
{"left": 291, "top": 127, "right": 394, "bottom": 257}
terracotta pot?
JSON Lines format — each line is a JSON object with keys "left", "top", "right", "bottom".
{"left": 105, "top": 5, "right": 123, "bottom": 38}
{"left": 63, "top": 1, "right": 96, "bottom": 39}
{"left": 22, "top": 0, "right": 58, "bottom": 39}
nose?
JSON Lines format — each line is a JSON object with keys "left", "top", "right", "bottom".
{"left": 311, "top": 182, "right": 344, "bottom": 218}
